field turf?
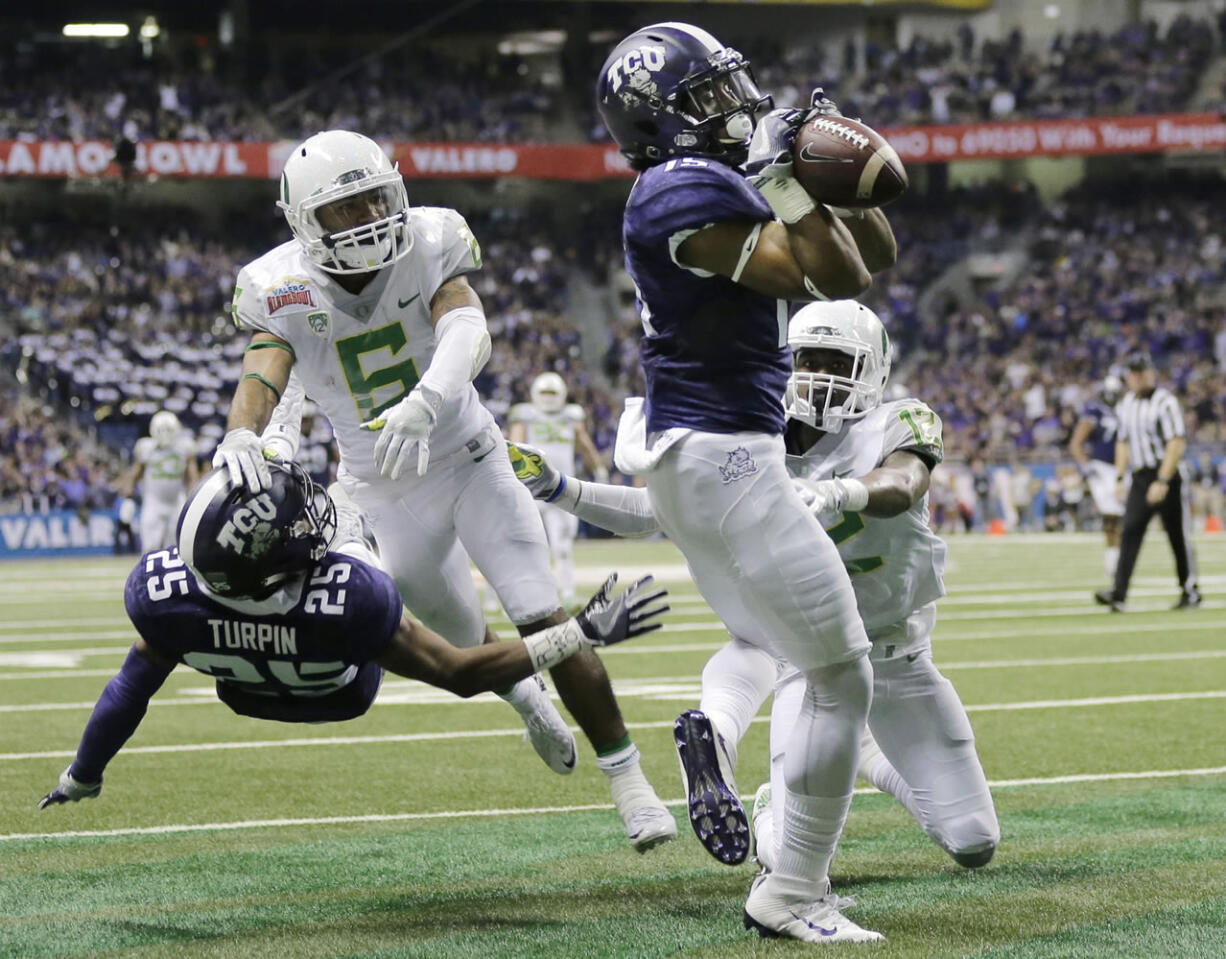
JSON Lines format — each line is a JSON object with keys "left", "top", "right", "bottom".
{"left": 1, "top": 532, "right": 1223, "bottom": 958}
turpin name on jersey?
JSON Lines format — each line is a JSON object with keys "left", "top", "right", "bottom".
{"left": 207, "top": 619, "right": 298, "bottom": 655}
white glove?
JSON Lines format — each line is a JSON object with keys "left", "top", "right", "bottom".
{"left": 213, "top": 428, "right": 273, "bottom": 493}
{"left": 795, "top": 477, "right": 869, "bottom": 522}
{"left": 38, "top": 767, "right": 102, "bottom": 809}
{"left": 363, "top": 387, "right": 441, "bottom": 480}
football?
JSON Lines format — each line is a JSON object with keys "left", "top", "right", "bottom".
{"left": 791, "top": 115, "right": 908, "bottom": 209}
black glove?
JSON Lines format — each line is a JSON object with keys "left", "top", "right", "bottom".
{"left": 575, "top": 574, "right": 669, "bottom": 646}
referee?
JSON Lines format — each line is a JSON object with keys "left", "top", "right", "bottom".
{"left": 1094, "top": 352, "right": 1200, "bottom": 612}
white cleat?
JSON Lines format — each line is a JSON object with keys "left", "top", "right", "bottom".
{"left": 519, "top": 676, "right": 577, "bottom": 775}
{"left": 744, "top": 877, "right": 884, "bottom": 944}
{"left": 749, "top": 782, "right": 773, "bottom": 870}
{"left": 619, "top": 799, "right": 678, "bottom": 853}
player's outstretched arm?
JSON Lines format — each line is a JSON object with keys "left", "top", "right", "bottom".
{"left": 215, "top": 333, "right": 296, "bottom": 492}
{"left": 798, "top": 450, "right": 932, "bottom": 522}
{"left": 37, "top": 640, "right": 175, "bottom": 809}
{"left": 508, "top": 442, "right": 661, "bottom": 537}
{"left": 374, "top": 574, "right": 668, "bottom": 698}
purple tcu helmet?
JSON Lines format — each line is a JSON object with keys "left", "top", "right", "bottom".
{"left": 177, "top": 461, "right": 336, "bottom": 598}
{"left": 596, "top": 22, "right": 771, "bottom": 168}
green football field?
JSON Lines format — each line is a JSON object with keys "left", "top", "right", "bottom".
{"left": 2, "top": 532, "right": 1224, "bottom": 958}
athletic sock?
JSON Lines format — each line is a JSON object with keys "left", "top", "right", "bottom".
{"left": 1104, "top": 546, "right": 1120, "bottom": 580}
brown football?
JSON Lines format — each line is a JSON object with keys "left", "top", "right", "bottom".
{"left": 791, "top": 115, "right": 908, "bottom": 208}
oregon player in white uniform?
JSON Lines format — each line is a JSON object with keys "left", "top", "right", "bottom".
{"left": 508, "top": 373, "right": 608, "bottom": 606}
{"left": 218, "top": 131, "right": 674, "bottom": 851}
{"left": 510, "top": 301, "right": 999, "bottom": 870}
{"left": 129, "top": 410, "right": 197, "bottom": 550}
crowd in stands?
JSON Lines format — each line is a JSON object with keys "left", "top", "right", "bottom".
{"left": 0, "top": 42, "right": 563, "bottom": 144}
{"left": 3, "top": 14, "right": 1219, "bottom": 146}
{"left": 749, "top": 14, "right": 1217, "bottom": 131}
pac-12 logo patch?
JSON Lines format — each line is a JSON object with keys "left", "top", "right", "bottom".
{"left": 719, "top": 447, "right": 758, "bottom": 484}
{"left": 307, "top": 311, "right": 329, "bottom": 336}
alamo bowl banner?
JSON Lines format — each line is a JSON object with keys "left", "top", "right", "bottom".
{"left": 4, "top": 114, "right": 1226, "bottom": 181}
{"left": 0, "top": 510, "right": 117, "bottom": 558}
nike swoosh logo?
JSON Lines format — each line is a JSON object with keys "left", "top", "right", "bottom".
{"left": 790, "top": 912, "right": 838, "bottom": 936}
{"left": 798, "top": 145, "right": 855, "bottom": 164}
{"left": 398, "top": 294, "right": 420, "bottom": 308}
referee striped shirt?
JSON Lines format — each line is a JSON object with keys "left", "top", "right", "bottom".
{"left": 1116, "top": 387, "right": 1185, "bottom": 470}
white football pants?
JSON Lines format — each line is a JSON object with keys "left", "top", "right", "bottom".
{"left": 139, "top": 496, "right": 183, "bottom": 552}
{"left": 537, "top": 501, "right": 579, "bottom": 603}
{"left": 344, "top": 430, "right": 559, "bottom": 646}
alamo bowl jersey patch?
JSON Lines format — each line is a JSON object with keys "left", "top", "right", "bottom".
{"left": 719, "top": 446, "right": 758, "bottom": 484}
{"left": 265, "top": 276, "right": 315, "bottom": 314}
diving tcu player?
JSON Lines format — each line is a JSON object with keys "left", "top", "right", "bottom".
{"left": 39, "top": 463, "right": 667, "bottom": 808}
{"left": 595, "top": 21, "right": 898, "bottom": 944}
{"left": 215, "top": 131, "right": 676, "bottom": 851}
{"left": 511, "top": 301, "right": 999, "bottom": 887}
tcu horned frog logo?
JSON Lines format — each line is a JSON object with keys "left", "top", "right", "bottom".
{"left": 606, "top": 44, "right": 666, "bottom": 97}
{"left": 216, "top": 493, "right": 277, "bottom": 557}
{"left": 719, "top": 447, "right": 758, "bottom": 485}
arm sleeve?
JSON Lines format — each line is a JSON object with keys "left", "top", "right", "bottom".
{"left": 569, "top": 480, "right": 660, "bottom": 538}
{"left": 69, "top": 647, "right": 174, "bottom": 783}
{"left": 261, "top": 370, "right": 306, "bottom": 460}
{"left": 418, "top": 306, "right": 490, "bottom": 401}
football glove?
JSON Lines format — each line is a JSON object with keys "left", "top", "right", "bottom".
{"left": 362, "top": 387, "right": 441, "bottom": 480}
{"left": 575, "top": 573, "right": 669, "bottom": 646}
{"left": 796, "top": 477, "right": 870, "bottom": 522}
{"left": 745, "top": 108, "right": 817, "bottom": 224}
{"left": 213, "top": 427, "right": 275, "bottom": 493}
{"left": 38, "top": 767, "right": 102, "bottom": 809}
{"left": 508, "top": 441, "right": 562, "bottom": 500}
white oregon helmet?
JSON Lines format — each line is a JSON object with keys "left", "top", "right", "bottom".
{"left": 149, "top": 410, "right": 181, "bottom": 444}
{"left": 277, "top": 130, "right": 412, "bottom": 274}
{"left": 1099, "top": 374, "right": 1123, "bottom": 405}
{"left": 785, "top": 300, "right": 891, "bottom": 431}
{"left": 530, "top": 372, "right": 568, "bottom": 414}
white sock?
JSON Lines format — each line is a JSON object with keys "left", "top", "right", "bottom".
{"left": 597, "top": 742, "right": 660, "bottom": 810}
{"left": 1105, "top": 546, "right": 1120, "bottom": 580}
{"left": 859, "top": 741, "right": 925, "bottom": 828}
{"left": 700, "top": 638, "right": 777, "bottom": 752}
{"left": 773, "top": 789, "right": 852, "bottom": 901}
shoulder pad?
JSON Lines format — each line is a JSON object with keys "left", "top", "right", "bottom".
{"left": 564, "top": 404, "right": 586, "bottom": 422}
{"left": 508, "top": 403, "right": 536, "bottom": 423}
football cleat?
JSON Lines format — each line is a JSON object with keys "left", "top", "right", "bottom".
{"left": 1094, "top": 589, "right": 1124, "bottom": 613}
{"left": 674, "top": 709, "right": 749, "bottom": 865}
{"left": 519, "top": 676, "right": 577, "bottom": 775}
{"left": 744, "top": 877, "right": 884, "bottom": 944}
{"left": 1173, "top": 590, "right": 1203, "bottom": 610}
{"left": 749, "top": 782, "right": 774, "bottom": 871}
{"left": 620, "top": 800, "right": 679, "bottom": 854}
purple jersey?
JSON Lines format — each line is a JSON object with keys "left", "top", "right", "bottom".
{"left": 124, "top": 547, "right": 401, "bottom": 722}
{"left": 1081, "top": 401, "right": 1118, "bottom": 464}
{"left": 623, "top": 158, "right": 788, "bottom": 435}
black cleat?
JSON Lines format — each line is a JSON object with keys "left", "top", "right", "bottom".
{"left": 674, "top": 709, "right": 749, "bottom": 865}
{"left": 1094, "top": 589, "right": 1124, "bottom": 613}
{"left": 1173, "top": 590, "right": 1203, "bottom": 610}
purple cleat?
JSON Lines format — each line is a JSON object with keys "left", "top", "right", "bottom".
{"left": 674, "top": 709, "right": 749, "bottom": 865}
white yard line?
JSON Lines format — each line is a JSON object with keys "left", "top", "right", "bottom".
{"left": 5, "top": 687, "right": 1226, "bottom": 752}
{"left": 5, "top": 764, "right": 1226, "bottom": 844}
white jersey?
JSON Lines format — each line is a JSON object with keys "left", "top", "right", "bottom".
{"left": 134, "top": 435, "right": 196, "bottom": 503}
{"left": 231, "top": 206, "right": 488, "bottom": 485}
{"left": 785, "top": 398, "right": 947, "bottom": 632}
{"left": 509, "top": 403, "right": 585, "bottom": 474}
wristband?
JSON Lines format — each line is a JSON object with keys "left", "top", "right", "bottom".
{"left": 755, "top": 177, "right": 818, "bottom": 224}
{"left": 544, "top": 474, "right": 582, "bottom": 511}
{"left": 841, "top": 478, "right": 870, "bottom": 512}
{"left": 522, "top": 619, "right": 586, "bottom": 672}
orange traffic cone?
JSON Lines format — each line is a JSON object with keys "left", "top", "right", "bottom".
{"left": 988, "top": 518, "right": 1007, "bottom": 536}
{"left": 1207, "top": 514, "right": 1223, "bottom": 534}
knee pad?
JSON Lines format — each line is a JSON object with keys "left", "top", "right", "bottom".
{"left": 950, "top": 841, "right": 997, "bottom": 869}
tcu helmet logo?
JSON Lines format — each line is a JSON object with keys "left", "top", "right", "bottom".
{"left": 216, "top": 493, "right": 277, "bottom": 554}
{"left": 606, "top": 44, "right": 666, "bottom": 94}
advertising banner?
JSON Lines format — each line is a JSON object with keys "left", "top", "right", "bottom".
{"left": 0, "top": 510, "right": 118, "bottom": 559}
